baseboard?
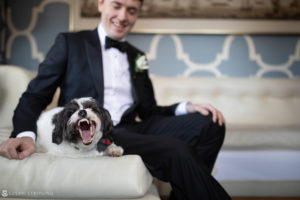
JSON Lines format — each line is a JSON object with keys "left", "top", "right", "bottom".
{"left": 221, "top": 180, "right": 300, "bottom": 197}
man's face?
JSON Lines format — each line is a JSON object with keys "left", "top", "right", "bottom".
{"left": 98, "top": 0, "right": 141, "bottom": 40}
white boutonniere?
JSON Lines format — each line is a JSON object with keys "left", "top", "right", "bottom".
{"left": 135, "top": 54, "right": 149, "bottom": 73}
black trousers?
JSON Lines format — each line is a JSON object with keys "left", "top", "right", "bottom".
{"left": 113, "top": 113, "right": 231, "bottom": 200}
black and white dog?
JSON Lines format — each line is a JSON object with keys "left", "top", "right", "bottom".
{"left": 36, "top": 97, "right": 123, "bottom": 157}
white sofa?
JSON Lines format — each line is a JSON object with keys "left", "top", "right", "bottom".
{"left": 1, "top": 65, "right": 300, "bottom": 198}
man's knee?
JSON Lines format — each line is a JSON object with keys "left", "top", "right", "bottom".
{"left": 191, "top": 113, "right": 226, "bottom": 147}
{"left": 196, "top": 113, "right": 225, "bottom": 134}
{"left": 211, "top": 120, "right": 226, "bottom": 144}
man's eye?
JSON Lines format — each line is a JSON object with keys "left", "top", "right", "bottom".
{"left": 128, "top": 8, "right": 138, "bottom": 15}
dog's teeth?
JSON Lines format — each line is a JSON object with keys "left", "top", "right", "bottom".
{"left": 78, "top": 118, "right": 89, "bottom": 126}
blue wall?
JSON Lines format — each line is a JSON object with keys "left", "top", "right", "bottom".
{"left": 3, "top": 0, "right": 300, "bottom": 78}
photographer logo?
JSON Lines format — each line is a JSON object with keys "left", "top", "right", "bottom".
{"left": 1, "top": 190, "right": 8, "bottom": 198}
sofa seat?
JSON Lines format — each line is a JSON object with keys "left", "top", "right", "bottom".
{"left": 224, "top": 125, "right": 300, "bottom": 150}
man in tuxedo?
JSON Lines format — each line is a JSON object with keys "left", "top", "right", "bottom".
{"left": 0, "top": 0, "right": 231, "bottom": 199}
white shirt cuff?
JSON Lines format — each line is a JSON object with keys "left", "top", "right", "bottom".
{"left": 175, "top": 101, "right": 190, "bottom": 116}
{"left": 16, "top": 131, "right": 36, "bottom": 143}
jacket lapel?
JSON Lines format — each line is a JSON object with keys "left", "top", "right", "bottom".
{"left": 84, "top": 29, "right": 104, "bottom": 105}
{"left": 126, "top": 45, "right": 138, "bottom": 103}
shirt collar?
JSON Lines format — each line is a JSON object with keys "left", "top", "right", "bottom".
{"left": 97, "top": 23, "right": 126, "bottom": 48}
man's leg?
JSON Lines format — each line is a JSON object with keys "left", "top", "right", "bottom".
{"left": 140, "top": 113, "right": 226, "bottom": 172}
{"left": 112, "top": 127, "right": 230, "bottom": 200}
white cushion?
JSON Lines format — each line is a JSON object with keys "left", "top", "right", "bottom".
{"left": 0, "top": 154, "right": 153, "bottom": 199}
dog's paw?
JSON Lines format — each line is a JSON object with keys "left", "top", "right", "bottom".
{"left": 106, "top": 143, "right": 124, "bottom": 157}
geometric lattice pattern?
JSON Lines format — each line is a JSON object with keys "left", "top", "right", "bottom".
{"left": 5, "top": 0, "right": 300, "bottom": 79}
{"left": 142, "top": 35, "right": 300, "bottom": 78}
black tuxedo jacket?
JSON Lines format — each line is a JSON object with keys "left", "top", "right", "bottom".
{"left": 11, "top": 29, "right": 178, "bottom": 137}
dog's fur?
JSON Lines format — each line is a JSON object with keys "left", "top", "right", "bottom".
{"left": 36, "top": 97, "right": 123, "bottom": 157}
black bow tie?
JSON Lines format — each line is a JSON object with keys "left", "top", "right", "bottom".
{"left": 105, "top": 36, "right": 127, "bottom": 53}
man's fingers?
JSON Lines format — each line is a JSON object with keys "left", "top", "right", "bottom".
{"left": 220, "top": 112, "right": 226, "bottom": 126}
{"left": 18, "top": 148, "right": 34, "bottom": 160}
{"left": 217, "top": 111, "right": 225, "bottom": 126}
{"left": 194, "top": 106, "right": 209, "bottom": 115}
{"left": 190, "top": 103, "right": 210, "bottom": 115}
{"left": 191, "top": 103, "right": 226, "bottom": 126}
{"left": 198, "top": 104, "right": 217, "bottom": 121}
{"left": 7, "top": 145, "right": 20, "bottom": 159}
{"left": 18, "top": 137, "right": 35, "bottom": 160}
{"left": 0, "top": 138, "right": 21, "bottom": 159}
{"left": 0, "top": 150, "right": 11, "bottom": 159}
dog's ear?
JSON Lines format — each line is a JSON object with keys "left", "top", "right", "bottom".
{"left": 101, "top": 109, "right": 113, "bottom": 138}
{"left": 52, "top": 110, "right": 64, "bottom": 145}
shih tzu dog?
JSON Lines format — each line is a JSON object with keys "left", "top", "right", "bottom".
{"left": 36, "top": 97, "right": 123, "bottom": 157}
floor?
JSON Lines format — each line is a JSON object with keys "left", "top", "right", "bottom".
{"left": 161, "top": 197, "right": 300, "bottom": 200}
{"left": 233, "top": 198, "right": 300, "bottom": 200}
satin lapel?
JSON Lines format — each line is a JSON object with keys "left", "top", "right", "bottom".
{"left": 84, "top": 29, "right": 104, "bottom": 105}
{"left": 126, "top": 45, "right": 138, "bottom": 103}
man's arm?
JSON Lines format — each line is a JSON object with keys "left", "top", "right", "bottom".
{"left": 10, "top": 33, "right": 68, "bottom": 137}
{"left": 130, "top": 49, "right": 226, "bottom": 124}
{"left": 0, "top": 34, "right": 69, "bottom": 160}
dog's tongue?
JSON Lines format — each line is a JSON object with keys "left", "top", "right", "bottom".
{"left": 81, "top": 130, "right": 92, "bottom": 142}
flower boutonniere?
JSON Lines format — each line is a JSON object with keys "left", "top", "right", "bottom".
{"left": 135, "top": 54, "right": 149, "bottom": 73}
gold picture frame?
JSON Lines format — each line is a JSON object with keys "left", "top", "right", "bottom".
{"left": 70, "top": 0, "right": 300, "bottom": 34}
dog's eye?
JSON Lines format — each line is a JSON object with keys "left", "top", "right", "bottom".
{"left": 82, "top": 101, "right": 101, "bottom": 114}
{"left": 84, "top": 104, "right": 97, "bottom": 111}
{"left": 84, "top": 103, "right": 93, "bottom": 109}
{"left": 92, "top": 106, "right": 101, "bottom": 113}
{"left": 65, "top": 109, "right": 76, "bottom": 118}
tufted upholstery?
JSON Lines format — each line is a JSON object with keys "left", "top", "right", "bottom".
{"left": 151, "top": 75, "right": 300, "bottom": 150}
{"left": 152, "top": 75, "right": 300, "bottom": 127}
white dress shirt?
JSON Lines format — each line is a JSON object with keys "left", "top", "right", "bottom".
{"left": 98, "top": 24, "right": 134, "bottom": 125}
{"left": 17, "top": 24, "right": 188, "bottom": 141}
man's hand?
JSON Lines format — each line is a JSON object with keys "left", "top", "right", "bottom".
{"left": 186, "top": 102, "right": 226, "bottom": 126}
{"left": 0, "top": 137, "right": 35, "bottom": 160}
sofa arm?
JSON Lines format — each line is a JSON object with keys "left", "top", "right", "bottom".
{"left": 0, "top": 154, "right": 153, "bottom": 199}
{"left": 0, "top": 65, "right": 35, "bottom": 129}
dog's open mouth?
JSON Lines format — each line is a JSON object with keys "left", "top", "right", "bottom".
{"left": 77, "top": 119, "right": 95, "bottom": 145}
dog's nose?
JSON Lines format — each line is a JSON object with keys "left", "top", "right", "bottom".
{"left": 78, "top": 110, "right": 87, "bottom": 118}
